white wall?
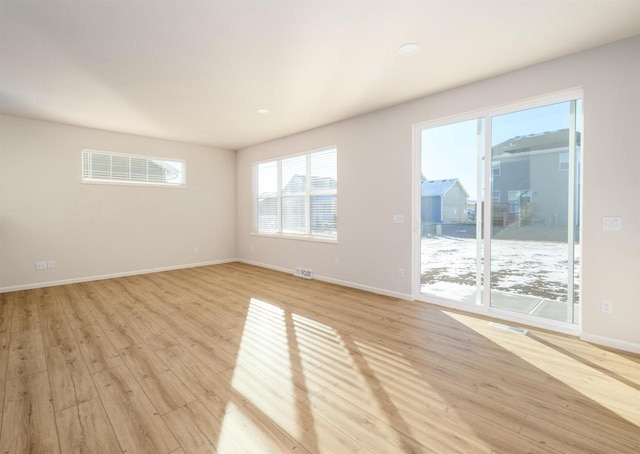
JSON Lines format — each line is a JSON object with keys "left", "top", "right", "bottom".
{"left": 0, "top": 116, "right": 236, "bottom": 290}
{"left": 236, "top": 36, "right": 640, "bottom": 352}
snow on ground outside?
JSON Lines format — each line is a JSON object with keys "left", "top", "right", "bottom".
{"left": 421, "top": 236, "right": 580, "bottom": 302}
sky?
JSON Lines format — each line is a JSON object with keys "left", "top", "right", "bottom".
{"left": 421, "top": 99, "right": 582, "bottom": 200}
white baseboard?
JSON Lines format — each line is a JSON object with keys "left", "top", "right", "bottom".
{"left": 0, "top": 259, "right": 237, "bottom": 293}
{"left": 237, "top": 259, "right": 291, "bottom": 276}
{"left": 7, "top": 259, "right": 637, "bottom": 355}
{"left": 238, "top": 259, "right": 413, "bottom": 301}
{"left": 580, "top": 333, "right": 640, "bottom": 354}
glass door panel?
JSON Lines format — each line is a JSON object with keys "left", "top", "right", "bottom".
{"left": 420, "top": 119, "right": 484, "bottom": 305}
{"left": 489, "top": 101, "right": 580, "bottom": 323}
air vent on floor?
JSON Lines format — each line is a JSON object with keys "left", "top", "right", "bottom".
{"left": 294, "top": 267, "right": 313, "bottom": 279}
{"left": 488, "top": 322, "right": 528, "bottom": 335}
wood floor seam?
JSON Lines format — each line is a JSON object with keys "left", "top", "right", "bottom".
{"left": 0, "top": 262, "right": 637, "bottom": 454}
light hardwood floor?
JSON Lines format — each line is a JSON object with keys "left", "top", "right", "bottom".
{"left": 0, "top": 262, "right": 638, "bottom": 453}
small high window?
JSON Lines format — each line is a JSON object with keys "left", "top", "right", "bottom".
{"left": 82, "top": 149, "right": 185, "bottom": 187}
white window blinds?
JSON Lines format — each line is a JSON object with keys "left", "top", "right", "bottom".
{"left": 82, "top": 149, "right": 186, "bottom": 186}
{"left": 255, "top": 147, "right": 337, "bottom": 239}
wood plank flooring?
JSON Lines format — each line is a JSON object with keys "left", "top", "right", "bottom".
{"left": 0, "top": 262, "right": 639, "bottom": 453}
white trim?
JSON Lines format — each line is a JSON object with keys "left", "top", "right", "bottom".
{"left": 415, "top": 294, "right": 580, "bottom": 336}
{"left": 412, "top": 87, "right": 584, "bottom": 133}
{"left": 412, "top": 88, "right": 584, "bottom": 334}
{"left": 315, "top": 275, "right": 413, "bottom": 301}
{"left": 250, "top": 232, "right": 337, "bottom": 244}
{"left": 238, "top": 259, "right": 413, "bottom": 301}
{"left": 580, "top": 333, "right": 640, "bottom": 354}
{"left": 81, "top": 148, "right": 186, "bottom": 187}
{"left": 250, "top": 144, "right": 338, "bottom": 167}
{"left": 0, "top": 259, "right": 236, "bottom": 293}
{"left": 254, "top": 146, "right": 337, "bottom": 239}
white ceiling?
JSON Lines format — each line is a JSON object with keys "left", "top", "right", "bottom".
{"left": 1, "top": 1, "right": 639, "bottom": 150}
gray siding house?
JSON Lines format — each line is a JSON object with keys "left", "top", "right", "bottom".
{"left": 421, "top": 178, "right": 469, "bottom": 223}
{"left": 491, "top": 128, "right": 581, "bottom": 227}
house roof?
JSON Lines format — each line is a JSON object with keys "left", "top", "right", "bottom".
{"left": 421, "top": 178, "right": 468, "bottom": 198}
{"left": 283, "top": 174, "right": 337, "bottom": 193}
{"left": 492, "top": 128, "right": 582, "bottom": 156}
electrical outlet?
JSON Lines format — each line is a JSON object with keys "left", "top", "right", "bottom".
{"left": 393, "top": 214, "right": 404, "bottom": 224}
{"left": 47, "top": 260, "right": 55, "bottom": 269}
{"left": 602, "top": 217, "right": 622, "bottom": 231}
{"left": 194, "top": 247, "right": 199, "bottom": 254}
{"left": 35, "top": 261, "right": 47, "bottom": 270}
{"left": 398, "top": 268, "right": 404, "bottom": 278}
{"left": 601, "top": 300, "right": 613, "bottom": 314}
{"left": 335, "top": 258, "right": 340, "bottom": 267}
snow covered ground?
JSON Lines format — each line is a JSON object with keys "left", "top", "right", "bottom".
{"left": 421, "top": 236, "right": 580, "bottom": 322}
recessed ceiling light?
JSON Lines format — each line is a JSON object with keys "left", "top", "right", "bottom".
{"left": 256, "top": 108, "right": 270, "bottom": 114}
{"left": 398, "top": 42, "right": 420, "bottom": 55}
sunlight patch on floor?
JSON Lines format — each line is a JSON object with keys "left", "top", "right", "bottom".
{"left": 225, "top": 297, "right": 382, "bottom": 451}
{"left": 446, "top": 310, "right": 640, "bottom": 427}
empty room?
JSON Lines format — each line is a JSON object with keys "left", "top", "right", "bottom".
{"left": 1, "top": 1, "right": 639, "bottom": 453}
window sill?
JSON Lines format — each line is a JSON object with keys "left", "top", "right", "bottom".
{"left": 250, "top": 232, "right": 338, "bottom": 244}
{"left": 81, "top": 179, "right": 186, "bottom": 189}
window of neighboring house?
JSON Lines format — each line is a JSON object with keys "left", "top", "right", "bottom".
{"left": 254, "top": 146, "right": 337, "bottom": 240}
{"left": 492, "top": 161, "right": 501, "bottom": 177}
{"left": 508, "top": 189, "right": 532, "bottom": 214}
{"left": 491, "top": 190, "right": 501, "bottom": 201}
{"left": 559, "top": 152, "right": 569, "bottom": 171}
{"left": 82, "top": 149, "right": 186, "bottom": 186}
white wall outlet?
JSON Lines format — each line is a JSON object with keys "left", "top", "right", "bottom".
{"left": 194, "top": 247, "right": 199, "bottom": 254}
{"left": 601, "top": 300, "right": 613, "bottom": 314}
{"left": 47, "top": 260, "right": 55, "bottom": 269}
{"left": 393, "top": 214, "right": 404, "bottom": 224}
{"left": 602, "top": 216, "right": 622, "bottom": 231}
{"left": 35, "top": 261, "right": 47, "bottom": 270}
{"left": 335, "top": 258, "right": 340, "bottom": 267}
{"left": 250, "top": 245, "right": 254, "bottom": 252}
{"left": 398, "top": 268, "right": 404, "bottom": 278}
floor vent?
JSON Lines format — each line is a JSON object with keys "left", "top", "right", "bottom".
{"left": 488, "top": 322, "right": 528, "bottom": 335}
{"left": 294, "top": 267, "right": 313, "bottom": 279}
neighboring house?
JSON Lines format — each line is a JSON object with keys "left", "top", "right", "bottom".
{"left": 491, "top": 129, "right": 581, "bottom": 227}
{"left": 421, "top": 178, "right": 469, "bottom": 223}
{"left": 258, "top": 174, "right": 337, "bottom": 233}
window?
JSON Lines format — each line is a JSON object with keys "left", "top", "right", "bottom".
{"left": 508, "top": 189, "right": 532, "bottom": 214}
{"left": 82, "top": 149, "right": 186, "bottom": 186}
{"left": 559, "top": 152, "right": 569, "bottom": 171}
{"left": 254, "top": 147, "right": 337, "bottom": 240}
{"left": 417, "top": 91, "right": 582, "bottom": 327}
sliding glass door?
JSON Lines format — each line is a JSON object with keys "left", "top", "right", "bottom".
{"left": 420, "top": 119, "right": 484, "bottom": 305}
{"left": 416, "top": 93, "right": 582, "bottom": 329}
{"left": 489, "top": 100, "right": 581, "bottom": 324}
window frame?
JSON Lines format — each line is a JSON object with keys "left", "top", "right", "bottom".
{"left": 81, "top": 148, "right": 186, "bottom": 188}
{"left": 491, "top": 161, "right": 501, "bottom": 177}
{"left": 559, "top": 152, "right": 569, "bottom": 171}
{"left": 412, "top": 88, "right": 583, "bottom": 334}
{"left": 252, "top": 145, "right": 337, "bottom": 243}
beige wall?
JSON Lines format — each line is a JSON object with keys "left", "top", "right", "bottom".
{"left": 1, "top": 37, "right": 637, "bottom": 353}
{"left": 236, "top": 36, "right": 640, "bottom": 352}
{"left": 0, "top": 116, "right": 236, "bottom": 289}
